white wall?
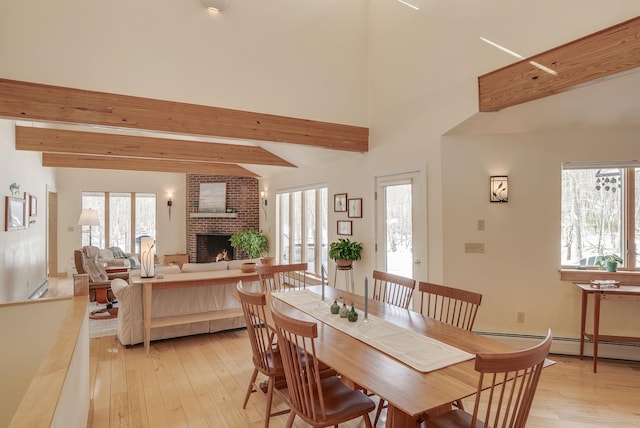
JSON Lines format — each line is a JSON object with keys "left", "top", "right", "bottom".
{"left": 262, "top": 0, "right": 640, "bottom": 344}
{"left": 0, "top": 0, "right": 368, "bottom": 125}
{"left": 55, "top": 169, "right": 186, "bottom": 274}
{"left": 442, "top": 129, "right": 640, "bottom": 338}
{"left": 0, "top": 120, "right": 55, "bottom": 301}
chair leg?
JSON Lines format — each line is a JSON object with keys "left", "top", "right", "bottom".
{"left": 243, "top": 368, "right": 259, "bottom": 409}
{"left": 454, "top": 399, "right": 464, "bottom": 410}
{"left": 363, "top": 413, "right": 373, "bottom": 428}
{"left": 285, "top": 411, "right": 296, "bottom": 428}
{"left": 264, "top": 376, "right": 274, "bottom": 428}
{"left": 373, "top": 399, "right": 386, "bottom": 426}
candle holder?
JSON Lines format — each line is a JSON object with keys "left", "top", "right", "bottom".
{"left": 315, "top": 265, "right": 331, "bottom": 310}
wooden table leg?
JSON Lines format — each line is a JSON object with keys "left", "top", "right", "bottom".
{"left": 144, "top": 282, "right": 152, "bottom": 353}
{"left": 593, "top": 291, "right": 601, "bottom": 373}
{"left": 385, "top": 404, "right": 420, "bottom": 427}
{"left": 579, "top": 290, "right": 588, "bottom": 360}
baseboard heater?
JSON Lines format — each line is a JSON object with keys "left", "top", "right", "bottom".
{"left": 28, "top": 279, "right": 49, "bottom": 300}
{"left": 476, "top": 330, "right": 640, "bottom": 363}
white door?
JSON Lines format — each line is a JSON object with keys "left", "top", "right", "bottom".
{"left": 375, "top": 172, "right": 427, "bottom": 284}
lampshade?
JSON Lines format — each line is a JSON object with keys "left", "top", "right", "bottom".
{"left": 200, "top": 0, "right": 229, "bottom": 11}
{"left": 77, "top": 209, "right": 100, "bottom": 226}
{"left": 140, "top": 237, "right": 156, "bottom": 278}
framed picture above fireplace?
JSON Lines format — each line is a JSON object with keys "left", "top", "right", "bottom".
{"left": 199, "top": 183, "right": 226, "bottom": 213}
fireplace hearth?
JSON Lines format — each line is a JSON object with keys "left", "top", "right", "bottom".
{"left": 196, "top": 233, "right": 234, "bottom": 263}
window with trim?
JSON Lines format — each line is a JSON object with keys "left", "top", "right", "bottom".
{"left": 561, "top": 163, "right": 639, "bottom": 269}
{"left": 276, "top": 187, "right": 328, "bottom": 276}
{"left": 81, "top": 191, "right": 156, "bottom": 254}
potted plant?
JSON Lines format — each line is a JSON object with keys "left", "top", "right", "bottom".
{"left": 329, "top": 238, "right": 363, "bottom": 268}
{"left": 596, "top": 254, "right": 623, "bottom": 272}
{"left": 229, "top": 230, "right": 272, "bottom": 267}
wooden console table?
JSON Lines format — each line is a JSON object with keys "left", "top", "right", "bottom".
{"left": 131, "top": 269, "right": 259, "bottom": 352}
{"left": 573, "top": 282, "right": 640, "bottom": 372}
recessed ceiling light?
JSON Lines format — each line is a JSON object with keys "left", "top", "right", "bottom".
{"left": 200, "top": 0, "right": 230, "bottom": 12}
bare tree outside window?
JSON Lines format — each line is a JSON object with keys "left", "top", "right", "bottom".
{"left": 561, "top": 167, "right": 624, "bottom": 267}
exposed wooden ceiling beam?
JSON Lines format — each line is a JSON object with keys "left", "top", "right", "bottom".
{"left": 0, "top": 78, "right": 368, "bottom": 152}
{"left": 478, "top": 16, "right": 640, "bottom": 112}
{"left": 16, "top": 126, "right": 295, "bottom": 167}
{"left": 42, "top": 153, "right": 258, "bottom": 177}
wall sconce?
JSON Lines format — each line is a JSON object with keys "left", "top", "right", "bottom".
{"left": 167, "top": 195, "right": 173, "bottom": 220}
{"left": 200, "top": 0, "right": 230, "bottom": 12}
{"left": 490, "top": 176, "right": 508, "bottom": 202}
{"left": 260, "top": 190, "right": 268, "bottom": 221}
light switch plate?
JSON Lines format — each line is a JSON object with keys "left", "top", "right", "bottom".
{"left": 465, "top": 243, "right": 485, "bottom": 253}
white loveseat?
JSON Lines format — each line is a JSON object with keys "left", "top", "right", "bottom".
{"left": 111, "top": 260, "right": 261, "bottom": 346}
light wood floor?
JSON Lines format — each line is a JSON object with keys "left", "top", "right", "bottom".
{"left": 88, "top": 330, "right": 640, "bottom": 428}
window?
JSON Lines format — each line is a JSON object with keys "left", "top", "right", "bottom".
{"left": 81, "top": 191, "right": 156, "bottom": 253}
{"left": 561, "top": 163, "right": 639, "bottom": 269}
{"left": 277, "top": 187, "right": 328, "bottom": 276}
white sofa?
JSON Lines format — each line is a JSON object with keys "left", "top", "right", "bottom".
{"left": 111, "top": 260, "right": 261, "bottom": 346}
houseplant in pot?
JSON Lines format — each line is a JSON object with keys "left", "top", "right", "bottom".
{"left": 596, "top": 254, "right": 623, "bottom": 272}
{"left": 329, "top": 238, "right": 363, "bottom": 268}
{"left": 229, "top": 229, "right": 272, "bottom": 271}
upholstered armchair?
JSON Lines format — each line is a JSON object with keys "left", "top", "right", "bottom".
{"left": 74, "top": 245, "right": 129, "bottom": 302}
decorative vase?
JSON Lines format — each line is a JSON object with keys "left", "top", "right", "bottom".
{"left": 241, "top": 262, "right": 257, "bottom": 273}
{"left": 336, "top": 259, "right": 353, "bottom": 268}
{"left": 348, "top": 305, "right": 358, "bottom": 322}
{"left": 260, "top": 256, "right": 274, "bottom": 266}
{"left": 339, "top": 303, "right": 349, "bottom": 318}
{"left": 330, "top": 299, "right": 340, "bottom": 314}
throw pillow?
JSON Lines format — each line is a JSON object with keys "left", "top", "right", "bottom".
{"left": 109, "top": 246, "right": 127, "bottom": 259}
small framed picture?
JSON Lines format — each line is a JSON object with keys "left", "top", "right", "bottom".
{"left": 30, "top": 195, "right": 37, "bottom": 217}
{"left": 337, "top": 220, "right": 352, "bottom": 236}
{"left": 334, "top": 193, "right": 347, "bottom": 212}
{"left": 348, "top": 198, "right": 362, "bottom": 218}
{"left": 5, "top": 196, "right": 26, "bottom": 231}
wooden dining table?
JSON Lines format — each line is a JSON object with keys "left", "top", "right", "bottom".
{"left": 268, "top": 285, "right": 515, "bottom": 428}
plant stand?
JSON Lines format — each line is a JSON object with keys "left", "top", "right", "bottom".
{"left": 334, "top": 265, "right": 354, "bottom": 293}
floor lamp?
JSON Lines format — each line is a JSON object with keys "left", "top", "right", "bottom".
{"left": 77, "top": 209, "right": 100, "bottom": 246}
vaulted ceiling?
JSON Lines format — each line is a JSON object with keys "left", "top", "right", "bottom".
{"left": 2, "top": 17, "right": 639, "bottom": 177}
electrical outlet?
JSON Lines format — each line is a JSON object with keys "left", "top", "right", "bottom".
{"left": 464, "top": 243, "right": 485, "bottom": 253}
{"left": 517, "top": 312, "right": 525, "bottom": 323}
{"left": 478, "top": 220, "right": 485, "bottom": 231}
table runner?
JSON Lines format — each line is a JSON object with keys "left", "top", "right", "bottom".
{"left": 272, "top": 290, "right": 473, "bottom": 373}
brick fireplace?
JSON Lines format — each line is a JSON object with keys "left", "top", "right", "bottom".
{"left": 186, "top": 174, "right": 259, "bottom": 263}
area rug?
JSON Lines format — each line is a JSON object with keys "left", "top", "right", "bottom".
{"left": 88, "top": 302, "right": 118, "bottom": 338}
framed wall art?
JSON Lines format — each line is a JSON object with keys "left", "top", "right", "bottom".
{"left": 337, "top": 220, "right": 352, "bottom": 236}
{"left": 5, "top": 196, "right": 26, "bottom": 231}
{"left": 348, "top": 198, "right": 362, "bottom": 218}
{"left": 334, "top": 193, "right": 347, "bottom": 212}
{"left": 199, "top": 182, "right": 227, "bottom": 213}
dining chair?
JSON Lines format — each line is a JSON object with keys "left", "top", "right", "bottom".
{"left": 418, "top": 282, "right": 483, "bottom": 332}
{"left": 422, "top": 329, "right": 553, "bottom": 428}
{"left": 374, "top": 281, "right": 483, "bottom": 426}
{"left": 269, "top": 299, "right": 376, "bottom": 428}
{"left": 257, "top": 262, "right": 309, "bottom": 292}
{"left": 371, "top": 270, "right": 416, "bottom": 309}
{"left": 237, "top": 283, "right": 290, "bottom": 428}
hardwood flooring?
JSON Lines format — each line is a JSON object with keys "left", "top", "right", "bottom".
{"left": 88, "top": 330, "right": 640, "bottom": 428}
